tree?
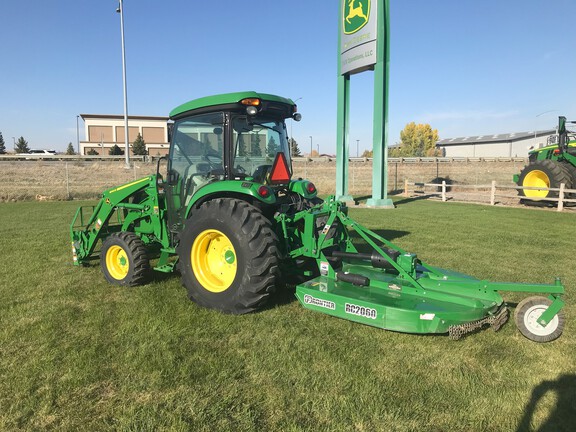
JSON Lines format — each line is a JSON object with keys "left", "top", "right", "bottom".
{"left": 250, "top": 134, "right": 262, "bottom": 157}
{"left": 361, "top": 149, "right": 373, "bottom": 158}
{"left": 0, "top": 132, "right": 6, "bottom": 154}
{"left": 289, "top": 138, "right": 302, "bottom": 157}
{"left": 132, "top": 133, "right": 147, "bottom": 155}
{"left": 87, "top": 148, "right": 98, "bottom": 155}
{"left": 109, "top": 144, "right": 124, "bottom": 155}
{"left": 237, "top": 134, "right": 246, "bottom": 156}
{"left": 65, "top": 142, "right": 76, "bottom": 155}
{"left": 390, "top": 122, "right": 440, "bottom": 157}
{"left": 267, "top": 136, "right": 279, "bottom": 157}
{"left": 15, "top": 136, "right": 30, "bottom": 154}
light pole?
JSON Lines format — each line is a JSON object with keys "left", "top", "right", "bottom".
{"left": 309, "top": 136, "right": 313, "bottom": 157}
{"left": 356, "top": 139, "right": 359, "bottom": 157}
{"left": 117, "top": 0, "right": 130, "bottom": 168}
{"left": 76, "top": 115, "right": 80, "bottom": 155}
{"left": 12, "top": 137, "right": 16, "bottom": 151}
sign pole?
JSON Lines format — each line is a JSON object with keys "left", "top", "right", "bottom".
{"left": 366, "top": 0, "right": 394, "bottom": 208}
{"left": 335, "top": 72, "right": 352, "bottom": 202}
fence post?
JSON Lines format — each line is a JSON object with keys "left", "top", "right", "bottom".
{"left": 404, "top": 179, "right": 409, "bottom": 197}
{"left": 65, "top": 162, "right": 70, "bottom": 200}
{"left": 441, "top": 181, "right": 446, "bottom": 202}
{"left": 558, "top": 183, "right": 565, "bottom": 212}
{"left": 490, "top": 180, "right": 496, "bottom": 205}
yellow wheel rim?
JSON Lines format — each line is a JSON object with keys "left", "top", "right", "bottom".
{"left": 523, "top": 170, "right": 550, "bottom": 197}
{"left": 106, "top": 245, "right": 129, "bottom": 280}
{"left": 191, "top": 229, "right": 237, "bottom": 293}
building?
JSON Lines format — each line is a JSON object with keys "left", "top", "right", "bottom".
{"left": 80, "top": 114, "right": 170, "bottom": 156}
{"left": 436, "top": 129, "right": 556, "bottom": 158}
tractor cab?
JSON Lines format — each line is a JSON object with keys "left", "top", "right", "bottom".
{"left": 163, "top": 91, "right": 307, "bottom": 232}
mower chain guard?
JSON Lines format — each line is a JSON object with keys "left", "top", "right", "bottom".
{"left": 448, "top": 305, "right": 509, "bottom": 340}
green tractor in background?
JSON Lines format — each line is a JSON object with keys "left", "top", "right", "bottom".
{"left": 71, "top": 91, "right": 566, "bottom": 342}
{"left": 514, "top": 116, "right": 576, "bottom": 205}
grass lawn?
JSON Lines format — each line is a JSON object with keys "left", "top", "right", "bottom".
{"left": 0, "top": 199, "right": 574, "bottom": 431}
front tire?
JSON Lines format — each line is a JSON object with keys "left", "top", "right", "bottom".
{"left": 514, "top": 296, "right": 565, "bottom": 342}
{"left": 178, "top": 198, "right": 279, "bottom": 314}
{"left": 100, "top": 232, "right": 150, "bottom": 286}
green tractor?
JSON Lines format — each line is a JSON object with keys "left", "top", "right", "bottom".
{"left": 514, "top": 116, "right": 576, "bottom": 205}
{"left": 71, "top": 91, "right": 566, "bottom": 342}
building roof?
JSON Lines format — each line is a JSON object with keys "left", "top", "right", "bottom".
{"left": 437, "top": 129, "right": 555, "bottom": 146}
{"left": 80, "top": 114, "right": 169, "bottom": 121}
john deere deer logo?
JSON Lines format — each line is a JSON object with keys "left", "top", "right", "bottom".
{"left": 343, "top": 0, "right": 370, "bottom": 34}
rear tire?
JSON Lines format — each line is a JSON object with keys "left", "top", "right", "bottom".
{"left": 100, "top": 232, "right": 150, "bottom": 286}
{"left": 560, "top": 161, "right": 576, "bottom": 200}
{"left": 177, "top": 198, "right": 279, "bottom": 314}
{"left": 514, "top": 296, "right": 564, "bottom": 342}
{"left": 517, "top": 159, "right": 571, "bottom": 206}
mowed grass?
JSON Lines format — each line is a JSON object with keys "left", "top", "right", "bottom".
{"left": 0, "top": 199, "right": 574, "bottom": 431}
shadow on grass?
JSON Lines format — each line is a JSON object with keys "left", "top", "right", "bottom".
{"left": 392, "top": 194, "right": 439, "bottom": 206}
{"left": 269, "top": 284, "right": 298, "bottom": 309}
{"left": 516, "top": 374, "right": 576, "bottom": 432}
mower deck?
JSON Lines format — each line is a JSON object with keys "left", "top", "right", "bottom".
{"left": 295, "top": 263, "right": 506, "bottom": 337}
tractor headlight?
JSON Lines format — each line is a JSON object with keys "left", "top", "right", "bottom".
{"left": 246, "top": 106, "right": 258, "bottom": 116}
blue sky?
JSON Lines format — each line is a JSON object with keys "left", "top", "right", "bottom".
{"left": 1, "top": 0, "right": 574, "bottom": 154}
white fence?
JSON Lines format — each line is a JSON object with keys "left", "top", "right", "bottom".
{"left": 404, "top": 180, "right": 576, "bottom": 212}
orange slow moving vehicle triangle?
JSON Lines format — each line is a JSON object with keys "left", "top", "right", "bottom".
{"left": 269, "top": 152, "right": 291, "bottom": 184}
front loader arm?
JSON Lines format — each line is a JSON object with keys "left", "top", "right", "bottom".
{"left": 71, "top": 176, "right": 167, "bottom": 265}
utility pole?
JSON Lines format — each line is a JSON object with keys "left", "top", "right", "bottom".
{"left": 117, "top": 0, "right": 130, "bottom": 168}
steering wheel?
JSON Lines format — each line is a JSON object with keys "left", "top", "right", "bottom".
{"left": 203, "top": 154, "right": 222, "bottom": 170}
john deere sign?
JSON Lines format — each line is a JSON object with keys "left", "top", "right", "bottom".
{"left": 340, "top": 0, "right": 377, "bottom": 75}
{"left": 336, "top": 0, "right": 393, "bottom": 208}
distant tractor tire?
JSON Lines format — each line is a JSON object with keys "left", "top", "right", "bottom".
{"left": 514, "top": 296, "right": 565, "bottom": 343}
{"left": 517, "top": 159, "right": 572, "bottom": 206}
{"left": 178, "top": 198, "right": 279, "bottom": 315}
{"left": 560, "top": 161, "right": 576, "bottom": 198}
{"left": 100, "top": 232, "right": 150, "bottom": 286}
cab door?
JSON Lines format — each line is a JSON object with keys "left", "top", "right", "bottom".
{"left": 165, "top": 112, "right": 225, "bottom": 232}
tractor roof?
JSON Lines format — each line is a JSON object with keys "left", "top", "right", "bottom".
{"left": 170, "top": 91, "right": 295, "bottom": 119}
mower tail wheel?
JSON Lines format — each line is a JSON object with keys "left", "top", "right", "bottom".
{"left": 100, "top": 232, "right": 150, "bottom": 286}
{"left": 514, "top": 296, "right": 565, "bottom": 343}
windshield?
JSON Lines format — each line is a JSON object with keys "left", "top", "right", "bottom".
{"left": 231, "top": 116, "right": 292, "bottom": 182}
